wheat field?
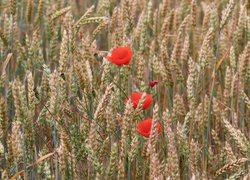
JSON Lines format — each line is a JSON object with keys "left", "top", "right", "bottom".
{"left": 0, "top": 0, "right": 250, "bottom": 179}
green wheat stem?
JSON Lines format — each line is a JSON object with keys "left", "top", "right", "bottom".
{"left": 205, "top": 29, "right": 221, "bottom": 173}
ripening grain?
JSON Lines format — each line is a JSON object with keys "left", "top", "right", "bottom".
{"left": 0, "top": 0, "right": 250, "bottom": 179}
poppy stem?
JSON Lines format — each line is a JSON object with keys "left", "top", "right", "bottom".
{"left": 119, "top": 68, "right": 122, "bottom": 111}
{"left": 112, "top": 80, "right": 129, "bottom": 99}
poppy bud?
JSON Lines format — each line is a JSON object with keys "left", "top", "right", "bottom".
{"left": 149, "top": 80, "right": 159, "bottom": 87}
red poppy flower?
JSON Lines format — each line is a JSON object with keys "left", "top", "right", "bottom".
{"left": 127, "top": 93, "right": 153, "bottom": 110}
{"left": 137, "top": 119, "right": 161, "bottom": 138}
{"left": 107, "top": 47, "right": 133, "bottom": 66}
{"left": 149, "top": 80, "right": 159, "bottom": 87}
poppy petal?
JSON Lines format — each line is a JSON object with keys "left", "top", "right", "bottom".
{"left": 107, "top": 47, "right": 133, "bottom": 66}
{"left": 107, "top": 56, "right": 123, "bottom": 67}
{"left": 143, "top": 94, "right": 153, "bottom": 110}
{"left": 126, "top": 93, "right": 153, "bottom": 110}
{"left": 137, "top": 119, "right": 161, "bottom": 138}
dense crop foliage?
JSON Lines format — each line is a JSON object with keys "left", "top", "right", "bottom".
{"left": 0, "top": 0, "right": 250, "bottom": 179}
